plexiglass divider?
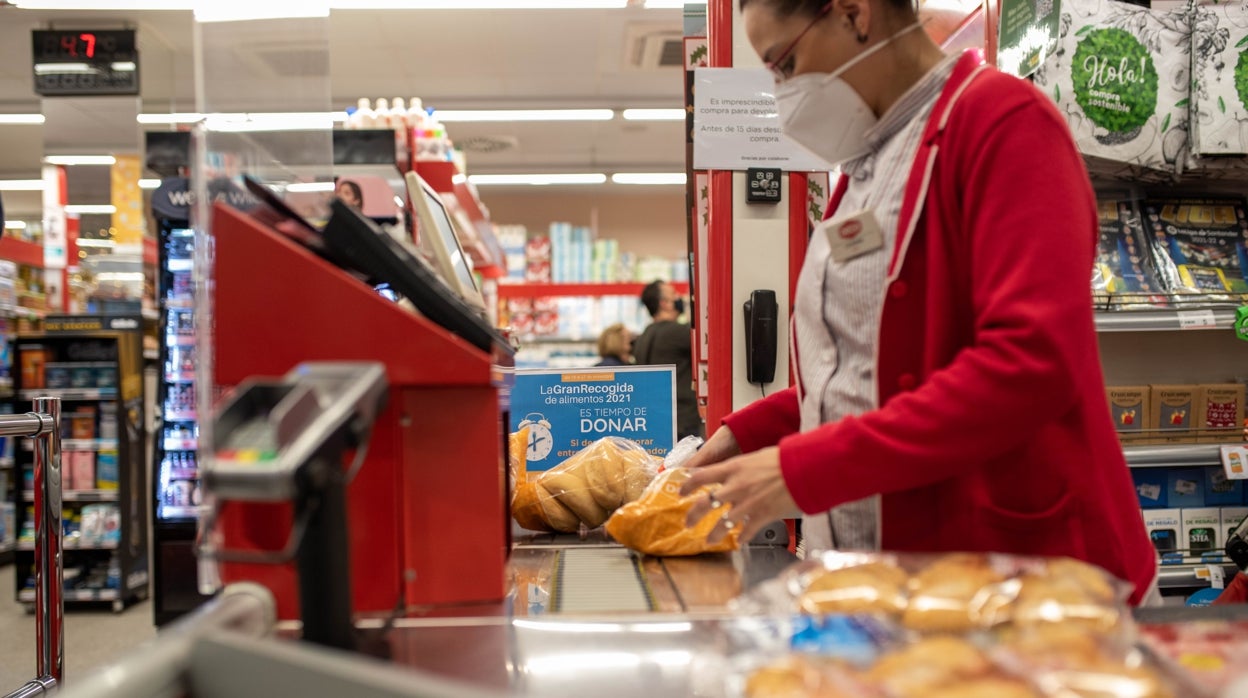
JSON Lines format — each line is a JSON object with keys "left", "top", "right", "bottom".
{"left": 190, "top": 5, "right": 333, "bottom": 595}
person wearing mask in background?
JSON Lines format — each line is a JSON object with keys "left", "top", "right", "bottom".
{"left": 636, "top": 280, "right": 703, "bottom": 441}
{"left": 594, "top": 323, "right": 633, "bottom": 367}
{"left": 336, "top": 179, "right": 364, "bottom": 211}
{"left": 679, "top": 0, "right": 1158, "bottom": 604}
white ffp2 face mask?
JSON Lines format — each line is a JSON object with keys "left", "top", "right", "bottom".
{"left": 775, "top": 21, "right": 924, "bottom": 167}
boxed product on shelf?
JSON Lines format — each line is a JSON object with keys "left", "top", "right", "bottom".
{"left": 96, "top": 450, "right": 119, "bottom": 490}
{"left": 1133, "top": 468, "right": 1168, "bottom": 508}
{"left": 19, "top": 345, "right": 48, "bottom": 389}
{"left": 1191, "top": 2, "right": 1248, "bottom": 156}
{"left": 1206, "top": 465, "right": 1245, "bottom": 505}
{"left": 1106, "top": 385, "right": 1149, "bottom": 442}
{"left": 1148, "top": 384, "right": 1200, "bottom": 444}
{"left": 1093, "top": 197, "right": 1166, "bottom": 303}
{"left": 1197, "top": 383, "right": 1246, "bottom": 443}
{"left": 1166, "top": 467, "right": 1206, "bottom": 507}
{"left": 1143, "top": 508, "right": 1183, "bottom": 563}
{"left": 45, "top": 363, "right": 71, "bottom": 389}
{"left": 97, "top": 402, "right": 117, "bottom": 441}
{"left": 1182, "top": 507, "right": 1224, "bottom": 561}
{"left": 69, "top": 452, "right": 95, "bottom": 492}
{"left": 70, "top": 406, "right": 97, "bottom": 441}
{"left": 1142, "top": 197, "right": 1248, "bottom": 295}
{"left": 1223, "top": 506, "right": 1248, "bottom": 540}
{"left": 1032, "top": 0, "right": 1191, "bottom": 175}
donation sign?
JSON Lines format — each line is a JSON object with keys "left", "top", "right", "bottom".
{"left": 511, "top": 366, "right": 676, "bottom": 471}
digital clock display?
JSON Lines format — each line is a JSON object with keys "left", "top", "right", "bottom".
{"left": 31, "top": 29, "right": 139, "bottom": 97}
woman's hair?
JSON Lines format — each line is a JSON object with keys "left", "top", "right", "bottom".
{"left": 337, "top": 180, "right": 364, "bottom": 206}
{"left": 597, "top": 323, "right": 631, "bottom": 361}
{"left": 740, "top": 0, "right": 914, "bottom": 18}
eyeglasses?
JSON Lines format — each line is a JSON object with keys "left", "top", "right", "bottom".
{"left": 766, "top": 1, "right": 834, "bottom": 82}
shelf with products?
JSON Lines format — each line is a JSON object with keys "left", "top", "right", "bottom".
{"left": 164, "top": 373, "right": 195, "bottom": 383}
{"left": 163, "top": 437, "right": 197, "bottom": 451}
{"left": 10, "top": 324, "right": 148, "bottom": 609}
{"left": 163, "top": 410, "right": 197, "bottom": 422}
{"left": 1125, "top": 443, "right": 1233, "bottom": 468}
{"left": 21, "top": 489, "right": 118, "bottom": 503}
{"left": 1095, "top": 306, "right": 1241, "bottom": 333}
{"left": 498, "top": 281, "right": 690, "bottom": 300}
{"left": 19, "top": 588, "right": 122, "bottom": 603}
{"left": 1156, "top": 562, "right": 1243, "bottom": 590}
{"left": 20, "top": 438, "right": 119, "bottom": 453}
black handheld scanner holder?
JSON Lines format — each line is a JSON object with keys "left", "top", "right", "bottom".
{"left": 204, "top": 361, "right": 388, "bottom": 651}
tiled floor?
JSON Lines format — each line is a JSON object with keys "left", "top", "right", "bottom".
{"left": 0, "top": 565, "right": 155, "bottom": 690}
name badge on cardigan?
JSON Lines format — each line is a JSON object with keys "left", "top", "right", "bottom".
{"left": 821, "top": 208, "right": 884, "bottom": 263}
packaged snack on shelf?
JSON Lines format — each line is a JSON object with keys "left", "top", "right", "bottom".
{"left": 1142, "top": 197, "right": 1248, "bottom": 297}
{"left": 95, "top": 450, "right": 119, "bottom": 490}
{"left": 511, "top": 435, "right": 659, "bottom": 533}
{"left": 1148, "top": 385, "right": 1200, "bottom": 445}
{"left": 733, "top": 551, "right": 1131, "bottom": 637}
{"left": 1031, "top": 0, "right": 1190, "bottom": 176}
{"left": 1197, "top": 383, "right": 1246, "bottom": 443}
{"left": 1093, "top": 197, "right": 1167, "bottom": 307}
{"left": 1107, "top": 386, "right": 1149, "bottom": 444}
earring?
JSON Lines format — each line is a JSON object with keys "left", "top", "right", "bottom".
{"left": 857, "top": 30, "right": 869, "bottom": 43}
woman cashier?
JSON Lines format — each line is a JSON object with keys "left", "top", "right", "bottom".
{"left": 681, "top": 0, "right": 1159, "bottom": 603}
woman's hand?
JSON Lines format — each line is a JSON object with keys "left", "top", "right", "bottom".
{"left": 679, "top": 446, "right": 800, "bottom": 545}
{"left": 683, "top": 425, "right": 742, "bottom": 470}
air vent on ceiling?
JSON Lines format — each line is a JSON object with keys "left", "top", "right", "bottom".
{"left": 624, "top": 23, "right": 683, "bottom": 70}
{"left": 456, "top": 135, "right": 519, "bottom": 154}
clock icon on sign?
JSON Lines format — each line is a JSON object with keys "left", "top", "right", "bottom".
{"left": 518, "top": 412, "right": 554, "bottom": 462}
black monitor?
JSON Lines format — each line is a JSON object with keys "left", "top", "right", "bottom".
{"left": 322, "top": 199, "right": 512, "bottom": 356}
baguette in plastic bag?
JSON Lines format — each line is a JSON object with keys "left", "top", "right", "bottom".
{"left": 511, "top": 435, "right": 659, "bottom": 533}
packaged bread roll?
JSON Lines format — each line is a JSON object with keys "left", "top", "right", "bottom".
{"left": 510, "top": 436, "right": 659, "bottom": 533}
{"left": 902, "top": 554, "right": 1007, "bottom": 633}
{"left": 799, "top": 562, "right": 909, "bottom": 617}
{"left": 605, "top": 467, "right": 740, "bottom": 556}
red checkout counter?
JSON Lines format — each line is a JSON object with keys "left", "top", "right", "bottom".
{"left": 207, "top": 197, "right": 514, "bottom": 620}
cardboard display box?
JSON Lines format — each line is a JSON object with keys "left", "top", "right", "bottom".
{"left": 1144, "top": 508, "right": 1183, "bottom": 564}
{"left": 1198, "top": 383, "right": 1246, "bottom": 444}
{"left": 1183, "top": 507, "right": 1224, "bottom": 562}
{"left": 1108, "top": 386, "right": 1150, "bottom": 444}
{"left": 1150, "top": 385, "right": 1202, "bottom": 445}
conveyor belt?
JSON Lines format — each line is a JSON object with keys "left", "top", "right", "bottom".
{"left": 549, "top": 548, "right": 656, "bottom": 613}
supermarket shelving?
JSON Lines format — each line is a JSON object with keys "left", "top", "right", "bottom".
{"left": 498, "top": 281, "right": 690, "bottom": 300}
{"left": 1123, "top": 443, "right": 1229, "bottom": 468}
{"left": 1095, "top": 307, "right": 1240, "bottom": 333}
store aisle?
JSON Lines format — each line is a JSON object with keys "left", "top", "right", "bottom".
{"left": 0, "top": 569, "right": 155, "bottom": 689}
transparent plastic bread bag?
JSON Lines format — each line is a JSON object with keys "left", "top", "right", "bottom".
{"left": 605, "top": 436, "right": 742, "bottom": 556}
{"left": 733, "top": 551, "right": 1132, "bottom": 638}
{"left": 511, "top": 435, "right": 659, "bottom": 533}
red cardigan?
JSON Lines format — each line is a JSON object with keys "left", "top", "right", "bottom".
{"left": 723, "top": 50, "right": 1157, "bottom": 603}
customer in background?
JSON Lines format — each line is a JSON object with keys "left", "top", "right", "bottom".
{"left": 678, "top": 0, "right": 1157, "bottom": 605}
{"left": 594, "top": 323, "right": 633, "bottom": 367}
{"left": 335, "top": 179, "right": 364, "bottom": 211}
{"left": 635, "top": 280, "right": 703, "bottom": 441}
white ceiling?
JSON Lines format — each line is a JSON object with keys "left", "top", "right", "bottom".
{"left": 0, "top": 6, "right": 688, "bottom": 186}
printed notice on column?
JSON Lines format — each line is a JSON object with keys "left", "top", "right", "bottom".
{"left": 693, "top": 67, "right": 830, "bottom": 172}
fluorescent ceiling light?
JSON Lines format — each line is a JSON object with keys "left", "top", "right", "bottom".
{"left": 137, "top": 113, "right": 204, "bottom": 125}
{"left": 622, "top": 108, "right": 685, "bottom": 121}
{"left": 436, "top": 109, "right": 614, "bottom": 122}
{"left": 45, "top": 155, "right": 116, "bottom": 166}
{"left": 76, "top": 239, "right": 117, "bottom": 248}
{"left": 0, "top": 114, "right": 45, "bottom": 125}
{"left": 333, "top": 1, "right": 626, "bottom": 7}
{"left": 4, "top": 221, "right": 28, "bottom": 230}
{"left": 205, "top": 112, "right": 335, "bottom": 132}
{"left": 12, "top": 0, "right": 684, "bottom": 7}
{"left": 65, "top": 204, "right": 117, "bottom": 215}
{"left": 139, "top": 179, "right": 162, "bottom": 190}
{"left": 469, "top": 173, "right": 607, "bottom": 186}
{"left": 612, "top": 172, "right": 686, "bottom": 185}
{"left": 195, "top": 0, "right": 329, "bottom": 22}
{"left": 0, "top": 180, "right": 46, "bottom": 191}
{"left": 285, "top": 182, "right": 335, "bottom": 193}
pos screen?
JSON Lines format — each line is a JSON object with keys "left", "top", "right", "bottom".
{"left": 322, "top": 199, "right": 510, "bottom": 355}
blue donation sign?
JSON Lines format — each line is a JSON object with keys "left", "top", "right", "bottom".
{"left": 510, "top": 366, "right": 676, "bottom": 471}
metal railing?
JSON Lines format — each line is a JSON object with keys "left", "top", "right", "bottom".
{"left": 2, "top": 398, "right": 63, "bottom": 698}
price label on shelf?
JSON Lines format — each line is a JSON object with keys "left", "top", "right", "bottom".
{"left": 1178, "top": 309, "right": 1218, "bottom": 330}
{"left": 1222, "top": 445, "right": 1248, "bottom": 480}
